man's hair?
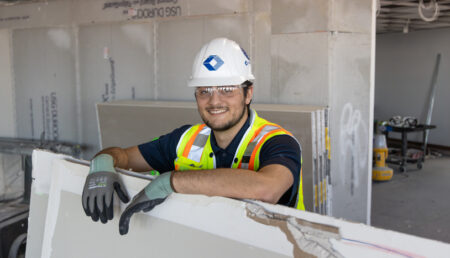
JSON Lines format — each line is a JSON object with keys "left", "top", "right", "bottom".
{"left": 242, "top": 80, "right": 253, "bottom": 111}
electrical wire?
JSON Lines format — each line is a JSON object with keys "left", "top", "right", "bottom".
{"left": 418, "top": 0, "right": 440, "bottom": 22}
{"left": 376, "top": 0, "right": 381, "bottom": 17}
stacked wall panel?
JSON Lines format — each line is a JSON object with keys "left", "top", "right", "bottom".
{"left": 96, "top": 100, "right": 329, "bottom": 212}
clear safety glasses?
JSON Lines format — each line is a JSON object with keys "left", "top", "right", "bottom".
{"left": 195, "top": 85, "right": 243, "bottom": 99}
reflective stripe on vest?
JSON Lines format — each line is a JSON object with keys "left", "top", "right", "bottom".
{"left": 241, "top": 126, "right": 293, "bottom": 171}
{"left": 174, "top": 109, "right": 305, "bottom": 210}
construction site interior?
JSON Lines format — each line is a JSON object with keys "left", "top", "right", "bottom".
{"left": 0, "top": 0, "right": 449, "bottom": 257}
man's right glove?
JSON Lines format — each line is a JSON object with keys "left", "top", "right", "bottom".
{"left": 119, "top": 172, "right": 173, "bottom": 235}
{"left": 82, "top": 154, "right": 130, "bottom": 223}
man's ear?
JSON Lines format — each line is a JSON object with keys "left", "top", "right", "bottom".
{"left": 245, "top": 86, "right": 254, "bottom": 105}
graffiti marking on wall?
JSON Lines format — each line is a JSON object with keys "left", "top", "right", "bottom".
{"left": 103, "top": 0, "right": 178, "bottom": 10}
{"left": 40, "top": 92, "right": 59, "bottom": 141}
{"left": 102, "top": 83, "right": 110, "bottom": 102}
{"left": 102, "top": 0, "right": 182, "bottom": 20}
{"left": 29, "top": 98, "right": 34, "bottom": 138}
{"left": 125, "top": 6, "right": 181, "bottom": 19}
{"left": 339, "top": 103, "right": 368, "bottom": 196}
{"left": 50, "top": 92, "right": 59, "bottom": 141}
{"left": 109, "top": 58, "right": 116, "bottom": 101}
{"left": 0, "top": 15, "right": 30, "bottom": 23}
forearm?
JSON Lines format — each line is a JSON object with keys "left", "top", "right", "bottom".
{"left": 171, "top": 165, "right": 291, "bottom": 204}
{"left": 94, "top": 147, "right": 129, "bottom": 169}
{"left": 94, "top": 146, "right": 153, "bottom": 172}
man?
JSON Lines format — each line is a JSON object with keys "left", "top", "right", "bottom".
{"left": 82, "top": 38, "right": 304, "bottom": 235}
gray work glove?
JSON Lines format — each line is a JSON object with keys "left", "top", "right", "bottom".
{"left": 119, "top": 172, "right": 173, "bottom": 235}
{"left": 82, "top": 154, "right": 130, "bottom": 223}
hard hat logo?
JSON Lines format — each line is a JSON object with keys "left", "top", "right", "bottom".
{"left": 240, "top": 47, "right": 250, "bottom": 60}
{"left": 241, "top": 47, "right": 250, "bottom": 66}
{"left": 203, "top": 55, "right": 224, "bottom": 71}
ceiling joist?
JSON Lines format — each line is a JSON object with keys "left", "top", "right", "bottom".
{"left": 377, "top": 0, "right": 450, "bottom": 33}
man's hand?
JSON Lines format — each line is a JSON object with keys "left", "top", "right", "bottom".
{"left": 119, "top": 172, "right": 173, "bottom": 235}
{"left": 82, "top": 154, "right": 130, "bottom": 223}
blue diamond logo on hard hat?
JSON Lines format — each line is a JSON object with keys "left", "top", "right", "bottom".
{"left": 203, "top": 55, "right": 224, "bottom": 71}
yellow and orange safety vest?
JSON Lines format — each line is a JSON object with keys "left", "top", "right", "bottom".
{"left": 173, "top": 109, "right": 305, "bottom": 210}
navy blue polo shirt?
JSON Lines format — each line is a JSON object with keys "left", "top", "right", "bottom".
{"left": 138, "top": 115, "right": 301, "bottom": 207}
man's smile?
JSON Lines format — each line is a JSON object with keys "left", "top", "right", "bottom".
{"left": 206, "top": 107, "right": 229, "bottom": 115}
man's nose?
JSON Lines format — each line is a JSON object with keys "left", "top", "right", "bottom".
{"left": 207, "top": 90, "right": 221, "bottom": 104}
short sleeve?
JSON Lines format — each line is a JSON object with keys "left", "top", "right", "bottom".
{"left": 259, "top": 134, "right": 302, "bottom": 206}
{"left": 138, "top": 124, "right": 191, "bottom": 172}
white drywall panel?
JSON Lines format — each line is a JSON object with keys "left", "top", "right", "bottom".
{"left": 185, "top": 0, "right": 248, "bottom": 16}
{"left": 0, "top": 0, "right": 184, "bottom": 29}
{"left": 0, "top": 0, "right": 71, "bottom": 29}
{"left": 271, "top": 0, "right": 328, "bottom": 34}
{"left": 156, "top": 15, "right": 251, "bottom": 100}
{"left": 37, "top": 151, "right": 294, "bottom": 258}
{"left": 270, "top": 0, "right": 372, "bottom": 34}
{"left": 0, "top": 29, "right": 16, "bottom": 137}
{"left": 252, "top": 9, "right": 272, "bottom": 103}
{"left": 0, "top": 30, "right": 21, "bottom": 199}
{"left": 329, "top": 0, "right": 372, "bottom": 34}
{"left": 26, "top": 191, "right": 48, "bottom": 257}
{"left": 72, "top": 0, "right": 140, "bottom": 25}
{"left": 252, "top": 0, "right": 270, "bottom": 12}
{"left": 376, "top": 28, "right": 450, "bottom": 146}
{"left": 28, "top": 149, "right": 450, "bottom": 258}
{"left": 78, "top": 23, "right": 154, "bottom": 158}
{"left": 0, "top": 0, "right": 249, "bottom": 30}
{"left": 12, "top": 27, "right": 78, "bottom": 142}
{"left": 329, "top": 32, "right": 372, "bottom": 223}
{"left": 52, "top": 191, "right": 290, "bottom": 258}
{"left": 74, "top": 0, "right": 247, "bottom": 25}
{"left": 97, "top": 101, "right": 201, "bottom": 147}
{"left": 26, "top": 150, "right": 68, "bottom": 257}
{"left": 271, "top": 33, "right": 329, "bottom": 106}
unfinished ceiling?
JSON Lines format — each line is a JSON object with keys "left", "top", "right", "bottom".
{"left": 378, "top": 0, "right": 450, "bottom": 33}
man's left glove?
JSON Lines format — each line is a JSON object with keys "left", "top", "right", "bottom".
{"left": 82, "top": 154, "right": 130, "bottom": 224}
{"left": 119, "top": 172, "right": 174, "bottom": 235}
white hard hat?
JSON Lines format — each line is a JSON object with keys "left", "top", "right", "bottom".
{"left": 187, "top": 38, "right": 255, "bottom": 87}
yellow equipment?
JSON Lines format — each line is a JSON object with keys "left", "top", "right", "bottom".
{"left": 373, "top": 134, "right": 393, "bottom": 181}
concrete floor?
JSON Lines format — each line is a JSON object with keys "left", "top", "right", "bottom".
{"left": 371, "top": 156, "right": 450, "bottom": 244}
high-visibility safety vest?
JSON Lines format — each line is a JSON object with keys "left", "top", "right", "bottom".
{"left": 174, "top": 109, "right": 305, "bottom": 210}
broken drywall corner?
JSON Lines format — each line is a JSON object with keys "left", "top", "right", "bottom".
{"left": 245, "top": 202, "right": 343, "bottom": 257}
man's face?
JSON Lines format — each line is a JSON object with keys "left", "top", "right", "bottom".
{"left": 195, "top": 85, "right": 253, "bottom": 131}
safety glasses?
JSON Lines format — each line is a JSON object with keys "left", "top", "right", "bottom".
{"left": 195, "top": 85, "right": 243, "bottom": 99}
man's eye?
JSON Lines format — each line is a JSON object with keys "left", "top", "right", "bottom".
{"left": 197, "top": 89, "right": 209, "bottom": 95}
{"left": 221, "top": 87, "right": 234, "bottom": 93}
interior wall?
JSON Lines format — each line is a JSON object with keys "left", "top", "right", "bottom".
{"left": 376, "top": 28, "right": 450, "bottom": 146}
{"left": 269, "top": 0, "right": 375, "bottom": 223}
{"left": 0, "top": 0, "right": 374, "bottom": 223}
{"left": 13, "top": 27, "right": 78, "bottom": 142}
{"left": 0, "top": 29, "right": 22, "bottom": 199}
{"left": 0, "top": 29, "right": 15, "bottom": 137}
{"left": 78, "top": 23, "right": 155, "bottom": 152}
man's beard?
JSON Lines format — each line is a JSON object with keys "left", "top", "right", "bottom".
{"left": 201, "top": 103, "right": 247, "bottom": 132}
